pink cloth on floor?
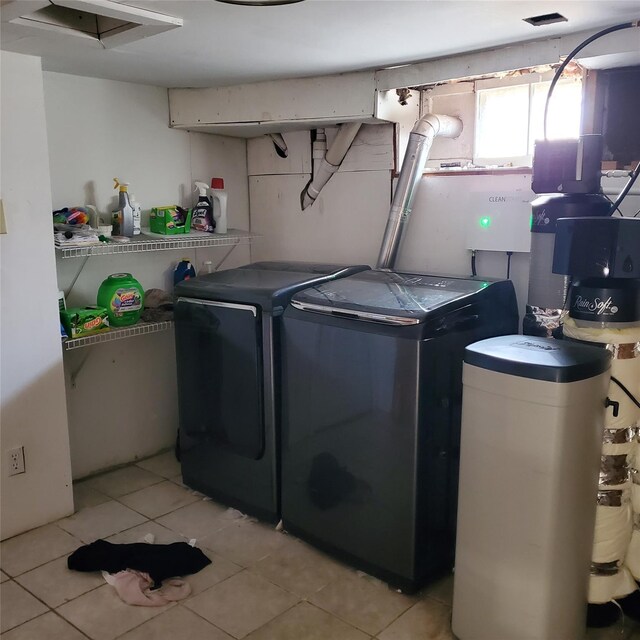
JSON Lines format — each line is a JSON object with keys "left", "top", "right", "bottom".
{"left": 104, "top": 570, "right": 191, "bottom": 606}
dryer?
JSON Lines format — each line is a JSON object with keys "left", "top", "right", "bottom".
{"left": 174, "top": 261, "right": 369, "bottom": 522}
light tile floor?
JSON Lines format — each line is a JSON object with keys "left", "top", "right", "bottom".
{"left": 1, "top": 451, "right": 639, "bottom": 639}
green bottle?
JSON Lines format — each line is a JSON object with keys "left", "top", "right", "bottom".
{"left": 97, "top": 273, "right": 144, "bottom": 327}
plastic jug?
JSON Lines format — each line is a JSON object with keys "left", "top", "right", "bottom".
{"left": 97, "top": 273, "right": 144, "bottom": 327}
{"left": 174, "top": 259, "right": 196, "bottom": 286}
{"left": 210, "top": 178, "right": 228, "bottom": 234}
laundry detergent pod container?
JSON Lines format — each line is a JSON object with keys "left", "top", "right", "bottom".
{"left": 97, "top": 273, "right": 144, "bottom": 327}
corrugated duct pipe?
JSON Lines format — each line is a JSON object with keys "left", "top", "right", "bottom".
{"left": 376, "top": 113, "right": 462, "bottom": 269}
{"left": 301, "top": 122, "right": 362, "bottom": 210}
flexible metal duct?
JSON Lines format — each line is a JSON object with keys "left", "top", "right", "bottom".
{"left": 376, "top": 113, "right": 462, "bottom": 269}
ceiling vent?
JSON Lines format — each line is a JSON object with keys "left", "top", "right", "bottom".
{"left": 1, "top": 0, "right": 182, "bottom": 48}
{"left": 523, "top": 12, "right": 568, "bottom": 27}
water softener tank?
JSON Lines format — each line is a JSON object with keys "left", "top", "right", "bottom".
{"left": 452, "top": 336, "right": 611, "bottom": 640}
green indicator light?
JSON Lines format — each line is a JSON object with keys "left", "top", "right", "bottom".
{"left": 480, "top": 216, "right": 491, "bottom": 228}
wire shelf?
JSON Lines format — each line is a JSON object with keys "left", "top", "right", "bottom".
{"left": 63, "top": 321, "right": 173, "bottom": 350}
{"left": 56, "top": 229, "right": 257, "bottom": 259}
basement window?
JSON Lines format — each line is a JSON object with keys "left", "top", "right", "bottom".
{"left": 474, "top": 75, "right": 582, "bottom": 167}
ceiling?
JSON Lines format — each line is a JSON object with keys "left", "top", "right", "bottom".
{"left": 1, "top": 1, "right": 639, "bottom": 88}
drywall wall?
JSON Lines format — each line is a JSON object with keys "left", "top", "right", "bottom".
{"left": 396, "top": 173, "right": 532, "bottom": 321}
{"left": 1, "top": 52, "right": 74, "bottom": 539}
{"left": 43, "top": 71, "right": 250, "bottom": 479}
{"left": 248, "top": 125, "right": 533, "bottom": 320}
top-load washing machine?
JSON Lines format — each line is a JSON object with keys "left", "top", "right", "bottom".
{"left": 280, "top": 270, "right": 519, "bottom": 591}
{"left": 174, "top": 261, "right": 369, "bottom": 522}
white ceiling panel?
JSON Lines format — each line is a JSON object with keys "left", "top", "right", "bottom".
{"left": 1, "top": 0, "right": 638, "bottom": 87}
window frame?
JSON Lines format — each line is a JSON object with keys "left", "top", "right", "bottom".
{"left": 473, "top": 72, "right": 583, "bottom": 168}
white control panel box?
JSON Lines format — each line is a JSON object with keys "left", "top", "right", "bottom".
{"left": 465, "top": 192, "right": 532, "bottom": 253}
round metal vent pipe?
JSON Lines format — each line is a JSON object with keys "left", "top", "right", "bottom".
{"left": 376, "top": 113, "right": 462, "bottom": 270}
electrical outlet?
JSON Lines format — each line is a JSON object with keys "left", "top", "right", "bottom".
{"left": 7, "top": 447, "right": 25, "bottom": 476}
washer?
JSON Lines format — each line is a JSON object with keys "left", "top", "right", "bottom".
{"left": 280, "top": 270, "right": 519, "bottom": 590}
{"left": 174, "top": 261, "right": 369, "bottom": 522}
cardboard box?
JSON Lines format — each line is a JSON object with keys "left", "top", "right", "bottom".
{"left": 150, "top": 206, "right": 192, "bottom": 235}
{"left": 61, "top": 307, "right": 110, "bottom": 339}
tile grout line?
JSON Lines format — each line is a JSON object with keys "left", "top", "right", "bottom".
{"left": 49, "top": 607, "right": 93, "bottom": 639}
{"left": 0, "top": 608, "right": 94, "bottom": 639}
{"left": 243, "top": 598, "right": 302, "bottom": 639}
{"left": 1, "top": 527, "right": 85, "bottom": 579}
{"left": 373, "top": 597, "right": 440, "bottom": 638}
{"left": 103, "top": 601, "right": 180, "bottom": 640}
{"left": 177, "top": 589, "right": 252, "bottom": 640}
{"left": 81, "top": 474, "right": 166, "bottom": 501}
{"left": 72, "top": 484, "right": 111, "bottom": 505}
{"left": 306, "top": 580, "right": 417, "bottom": 638}
{"left": 13, "top": 568, "right": 106, "bottom": 610}
{"left": 110, "top": 485, "right": 204, "bottom": 521}
{"left": 1, "top": 579, "right": 52, "bottom": 634}
{"left": 181, "top": 571, "right": 304, "bottom": 640}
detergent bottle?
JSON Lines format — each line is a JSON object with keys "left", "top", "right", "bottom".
{"left": 210, "top": 178, "right": 228, "bottom": 234}
{"left": 130, "top": 194, "right": 142, "bottom": 236}
{"left": 174, "top": 259, "right": 196, "bottom": 286}
{"left": 97, "top": 273, "right": 144, "bottom": 327}
{"left": 191, "top": 182, "right": 214, "bottom": 233}
{"left": 113, "top": 178, "right": 134, "bottom": 237}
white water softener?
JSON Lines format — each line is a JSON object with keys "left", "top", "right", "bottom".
{"left": 452, "top": 335, "right": 610, "bottom": 640}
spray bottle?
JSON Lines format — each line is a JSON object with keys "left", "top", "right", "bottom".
{"left": 191, "top": 182, "right": 214, "bottom": 233}
{"left": 113, "top": 178, "right": 134, "bottom": 237}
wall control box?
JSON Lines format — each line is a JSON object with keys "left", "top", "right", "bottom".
{"left": 465, "top": 191, "right": 532, "bottom": 253}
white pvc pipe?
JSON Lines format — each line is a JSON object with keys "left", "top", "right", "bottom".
{"left": 325, "top": 122, "right": 362, "bottom": 165}
{"left": 268, "top": 133, "right": 288, "bottom": 157}
{"left": 301, "top": 122, "right": 362, "bottom": 210}
{"left": 312, "top": 129, "right": 327, "bottom": 179}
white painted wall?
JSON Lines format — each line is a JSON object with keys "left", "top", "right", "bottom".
{"left": 1, "top": 52, "right": 74, "bottom": 539}
{"left": 249, "top": 126, "right": 393, "bottom": 265}
{"left": 248, "top": 125, "right": 532, "bottom": 320}
{"left": 43, "top": 72, "right": 250, "bottom": 479}
{"left": 397, "top": 173, "right": 532, "bottom": 321}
